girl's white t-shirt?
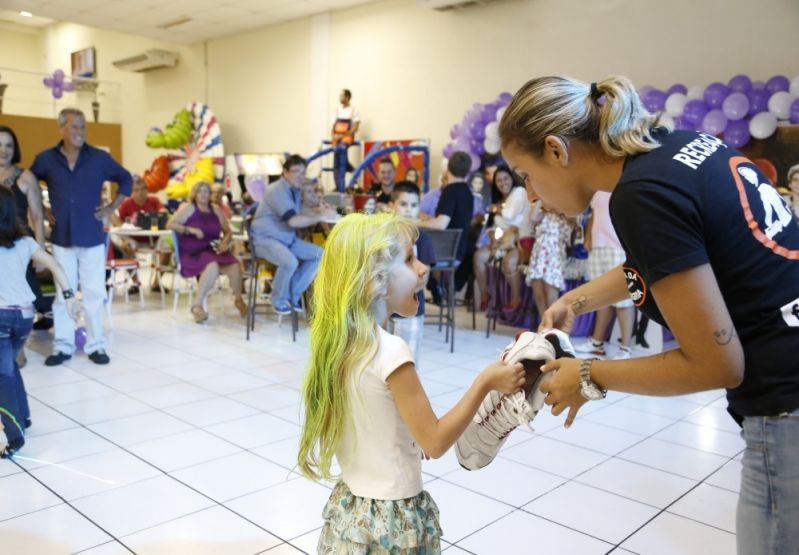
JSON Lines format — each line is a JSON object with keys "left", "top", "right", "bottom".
{"left": 337, "top": 326, "right": 420, "bottom": 500}
{"left": 0, "top": 237, "right": 38, "bottom": 307}
{"left": 495, "top": 186, "right": 534, "bottom": 237}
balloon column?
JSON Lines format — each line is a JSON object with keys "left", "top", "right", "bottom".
{"left": 645, "top": 73, "right": 799, "bottom": 148}
{"left": 43, "top": 69, "right": 75, "bottom": 99}
{"left": 442, "top": 92, "right": 514, "bottom": 170}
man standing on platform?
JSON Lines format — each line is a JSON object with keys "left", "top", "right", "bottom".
{"left": 332, "top": 89, "right": 360, "bottom": 191}
{"left": 30, "top": 108, "right": 132, "bottom": 366}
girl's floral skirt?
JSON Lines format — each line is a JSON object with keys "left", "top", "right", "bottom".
{"left": 317, "top": 481, "right": 442, "bottom": 554}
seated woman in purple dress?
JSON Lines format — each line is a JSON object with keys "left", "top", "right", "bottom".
{"left": 167, "top": 181, "right": 246, "bottom": 323}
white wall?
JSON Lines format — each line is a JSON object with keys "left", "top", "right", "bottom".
{"left": 1, "top": 0, "right": 796, "bottom": 176}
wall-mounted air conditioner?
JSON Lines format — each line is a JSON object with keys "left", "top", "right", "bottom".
{"left": 112, "top": 49, "right": 178, "bottom": 72}
{"left": 417, "top": 0, "right": 499, "bottom": 10}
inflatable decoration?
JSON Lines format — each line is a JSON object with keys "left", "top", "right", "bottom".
{"left": 144, "top": 103, "right": 225, "bottom": 200}
{"left": 165, "top": 157, "right": 214, "bottom": 199}
{"left": 42, "top": 69, "right": 75, "bottom": 99}
{"left": 145, "top": 109, "right": 193, "bottom": 149}
{"left": 442, "top": 92, "right": 514, "bottom": 169}
{"left": 142, "top": 155, "right": 170, "bottom": 192}
{"left": 635, "top": 73, "right": 799, "bottom": 148}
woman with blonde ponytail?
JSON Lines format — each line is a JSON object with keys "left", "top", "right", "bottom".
{"left": 298, "top": 213, "right": 524, "bottom": 553}
{"left": 500, "top": 75, "right": 799, "bottom": 554}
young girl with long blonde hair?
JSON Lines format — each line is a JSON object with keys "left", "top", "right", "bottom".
{"left": 298, "top": 213, "right": 524, "bottom": 553}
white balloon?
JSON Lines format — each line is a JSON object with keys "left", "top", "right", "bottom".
{"left": 440, "top": 157, "right": 449, "bottom": 172}
{"left": 749, "top": 112, "right": 778, "bottom": 139}
{"left": 495, "top": 106, "right": 507, "bottom": 122}
{"left": 768, "top": 91, "right": 796, "bottom": 120}
{"left": 484, "top": 135, "right": 501, "bottom": 155}
{"left": 484, "top": 121, "right": 499, "bottom": 141}
{"left": 687, "top": 85, "right": 704, "bottom": 100}
{"left": 790, "top": 75, "right": 799, "bottom": 96}
{"left": 664, "top": 93, "right": 688, "bottom": 117}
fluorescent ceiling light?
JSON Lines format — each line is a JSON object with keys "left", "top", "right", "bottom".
{"left": 20, "top": 11, "right": 33, "bottom": 17}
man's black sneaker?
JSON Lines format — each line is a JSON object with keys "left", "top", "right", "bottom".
{"left": 45, "top": 351, "right": 72, "bottom": 366}
{"left": 88, "top": 350, "right": 110, "bottom": 365}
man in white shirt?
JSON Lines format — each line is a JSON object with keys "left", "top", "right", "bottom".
{"left": 332, "top": 89, "right": 361, "bottom": 190}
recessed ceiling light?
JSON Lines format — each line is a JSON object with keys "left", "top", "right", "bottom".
{"left": 20, "top": 11, "right": 33, "bottom": 17}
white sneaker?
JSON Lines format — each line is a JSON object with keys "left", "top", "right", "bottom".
{"left": 574, "top": 339, "right": 606, "bottom": 356}
{"left": 612, "top": 346, "right": 632, "bottom": 360}
{"left": 455, "top": 330, "right": 575, "bottom": 470}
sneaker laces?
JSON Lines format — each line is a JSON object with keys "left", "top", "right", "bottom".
{"left": 473, "top": 390, "right": 534, "bottom": 441}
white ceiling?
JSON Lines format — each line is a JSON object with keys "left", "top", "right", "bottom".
{"left": 0, "top": 0, "right": 379, "bottom": 44}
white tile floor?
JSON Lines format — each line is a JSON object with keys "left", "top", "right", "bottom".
{"left": 1, "top": 288, "right": 743, "bottom": 554}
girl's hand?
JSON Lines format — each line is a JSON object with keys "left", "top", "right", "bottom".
{"left": 188, "top": 227, "right": 204, "bottom": 239}
{"left": 538, "top": 295, "right": 577, "bottom": 333}
{"left": 482, "top": 360, "right": 525, "bottom": 395}
{"left": 539, "top": 357, "right": 587, "bottom": 428}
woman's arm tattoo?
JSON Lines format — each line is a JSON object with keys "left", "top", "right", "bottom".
{"left": 570, "top": 295, "right": 588, "bottom": 313}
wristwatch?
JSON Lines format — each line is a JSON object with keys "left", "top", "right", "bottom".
{"left": 62, "top": 289, "right": 75, "bottom": 300}
{"left": 579, "top": 359, "right": 606, "bottom": 401}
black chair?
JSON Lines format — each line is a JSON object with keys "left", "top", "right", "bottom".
{"left": 244, "top": 219, "right": 300, "bottom": 342}
{"left": 425, "top": 229, "right": 462, "bottom": 353}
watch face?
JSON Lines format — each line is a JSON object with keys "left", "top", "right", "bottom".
{"left": 580, "top": 384, "right": 604, "bottom": 401}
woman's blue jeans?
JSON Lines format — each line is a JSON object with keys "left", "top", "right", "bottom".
{"left": 737, "top": 407, "right": 799, "bottom": 554}
{"left": 0, "top": 308, "right": 33, "bottom": 446}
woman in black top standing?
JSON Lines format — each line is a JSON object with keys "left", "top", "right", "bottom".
{"left": 0, "top": 126, "right": 51, "bottom": 358}
{"left": 500, "top": 75, "right": 799, "bottom": 554}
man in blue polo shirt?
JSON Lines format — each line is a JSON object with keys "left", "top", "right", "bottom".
{"left": 249, "top": 154, "right": 337, "bottom": 314}
{"left": 31, "top": 108, "right": 132, "bottom": 366}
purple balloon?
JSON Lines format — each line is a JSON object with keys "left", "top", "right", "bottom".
{"left": 790, "top": 97, "right": 799, "bottom": 124}
{"left": 666, "top": 84, "right": 688, "bottom": 96}
{"left": 752, "top": 80, "right": 766, "bottom": 91}
{"left": 704, "top": 82, "right": 730, "bottom": 109}
{"left": 638, "top": 85, "right": 654, "bottom": 98}
{"left": 723, "top": 120, "right": 750, "bottom": 149}
{"left": 728, "top": 74, "right": 752, "bottom": 94}
{"left": 701, "top": 109, "right": 728, "bottom": 136}
{"left": 748, "top": 89, "right": 771, "bottom": 116}
{"left": 452, "top": 137, "right": 471, "bottom": 153}
{"left": 62, "top": 82, "right": 75, "bottom": 92}
{"left": 52, "top": 86, "right": 63, "bottom": 99}
{"left": 766, "top": 75, "right": 789, "bottom": 94}
{"left": 43, "top": 77, "right": 54, "bottom": 87}
{"left": 470, "top": 138, "right": 485, "bottom": 157}
{"left": 498, "top": 92, "right": 512, "bottom": 105}
{"left": 471, "top": 124, "right": 486, "bottom": 141}
{"left": 673, "top": 116, "right": 693, "bottom": 131}
{"left": 722, "top": 92, "right": 750, "bottom": 121}
{"left": 53, "top": 69, "right": 65, "bottom": 81}
{"left": 481, "top": 103, "right": 498, "bottom": 124}
{"left": 683, "top": 99, "right": 708, "bottom": 126}
{"left": 449, "top": 124, "right": 460, "bottom": 140}
{"left": 75, "top": 326, "right": 87, "bottom": 351}
{"left": 443, "top": 143, "right": 454, "bottom": 158}
{"left": 643, "top": 89, "right": 667, "bottom": 113}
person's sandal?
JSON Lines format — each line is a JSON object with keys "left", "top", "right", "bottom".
{"left": 191, "top": 306, "right": 209, "bottom": 323}
{"left": 234, "top": 298, "right": 247, "bottom": 318}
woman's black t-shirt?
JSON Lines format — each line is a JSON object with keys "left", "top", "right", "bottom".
{"left": 610, "top": 129, "right": 799, "bottom": 423}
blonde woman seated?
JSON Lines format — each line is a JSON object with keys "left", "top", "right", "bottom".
{"left": 167, "top": 181, "right": 246, "bottom": 323}
{"left": 472, "top": 166, "right": 534, "bottom": 312}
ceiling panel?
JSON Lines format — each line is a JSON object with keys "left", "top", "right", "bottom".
{"left": 3, "top": 0, "right": 378, "bottom": 43}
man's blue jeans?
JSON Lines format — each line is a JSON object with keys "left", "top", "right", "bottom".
{"left": 253, "top": 237, "right": 322, "bottom": 307}
{"left": 737, "top": 407, "right": 799, "bottom": 554}
{"left": 0, "top": 308, "right": 33, "bottom": 446}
